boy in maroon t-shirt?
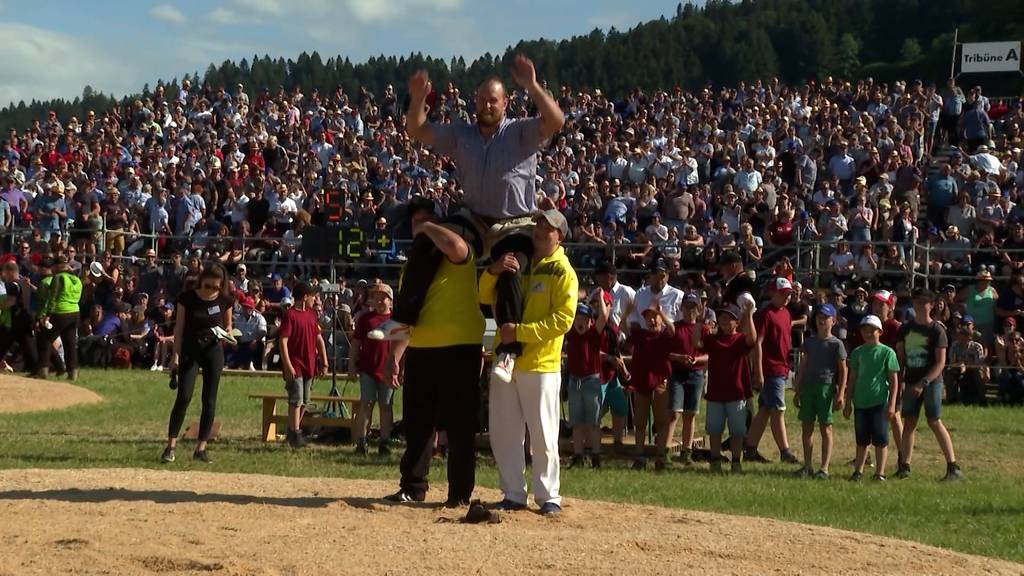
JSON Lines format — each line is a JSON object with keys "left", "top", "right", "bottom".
{"left": 564, "top": 295, "right": 609, "bottom": 469}
{"left": 349, "top": 283, "right": 394, "bottom": 455}
{"left": 279, "top": 282, "right": 329, "bottom": 449}
{"left": 694, "top": 300, "right": 757, "bottom": 474}
{"left": 745, "top": 277, "right": 799, "bottom": 464}
{"left": 665, "top": 293, "right": 709, "bottom": 465}
{"left": 626, "top": 303, "right": 676, "bottom": 471}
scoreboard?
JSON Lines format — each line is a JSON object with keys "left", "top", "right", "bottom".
{"left": 300, "top": 224, "right": 392, "bottom": 261}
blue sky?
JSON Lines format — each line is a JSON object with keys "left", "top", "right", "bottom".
{"left": 0, "top": 0, "right": 682, "bottom": 107}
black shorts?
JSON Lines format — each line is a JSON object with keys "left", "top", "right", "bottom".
{"left": 854, "top": 405, "right": 889, "bottom": 448}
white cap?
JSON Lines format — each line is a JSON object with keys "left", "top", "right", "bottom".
{"left": 861, "top": 315, "right": 883, "bottom": 331}
{"left": 769, "top": 277, "right": 793, "bottom": 293}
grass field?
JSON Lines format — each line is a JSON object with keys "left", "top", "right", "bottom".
{"left": 1, "top": 369, "right": 1022, "bottom": 563}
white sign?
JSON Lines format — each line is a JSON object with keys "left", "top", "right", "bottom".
{"left": 961, "top": 41, "right": 1021, "bottom": 73}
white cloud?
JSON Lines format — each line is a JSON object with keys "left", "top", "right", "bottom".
{"left": 344, "top": 0, "right": 461, "bottom": 23}
{"left": 232, "top": 0, "right": 286, "bottom": 16}
{"left": 150, "top": 3, "right": 187, "bottom": 25}
{"left": 209, "top": 7, "right": 241, "bottom": 24}
{"left": 0, "top": 22, "right": 130, "bottom": 107}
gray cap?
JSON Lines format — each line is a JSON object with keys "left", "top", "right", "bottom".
{"left": 534, "top": 209, "right": 569, "bottom": 238}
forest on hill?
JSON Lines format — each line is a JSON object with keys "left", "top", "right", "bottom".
{"left": 2, "top": 0, "right": 1022, "bottom": 131}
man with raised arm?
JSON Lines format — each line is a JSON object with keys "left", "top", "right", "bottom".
{"left": 369, "top": 55, "right": 565, "bottom": 386}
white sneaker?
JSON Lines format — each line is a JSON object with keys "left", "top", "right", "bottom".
{"left": 491, "top": 352, "right": 515, "bottom": 384}
{"left": 247, "top": 362, "right": 255, "bottom": 371}
{"left": 367, "top": 319, "right": 411, "bottom": 341}
{"left": 150, "top": 364, "right": 163, "bottom": 372}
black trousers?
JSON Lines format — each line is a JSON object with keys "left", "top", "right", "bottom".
{"left": 39, "top": 312, "right": 78, "bottom": 372}
{"left": 392, "top": 218, "right": 531, "bottom": 357}
{"left": 398, "top": 345, "right": 481, "bottom": 501}
{"left": 168, "top": 343, "right": 225, "bottom": 442}
{"left": 0, "top": 318, "right": 38, "bottom": 373}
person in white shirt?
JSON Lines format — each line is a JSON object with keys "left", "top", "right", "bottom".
{"left": 229, "top": 297, "right": 268, "bottom": 370}
{"left": 733, "top": 158, "right": 763, "bottom": 198}
{"left": 594, "top": 261, "right": 635, "bottom": 330}
{"left": 645, "top": 213, "right": 669, "bottom": 244}
{"left": 624, "top": 259, "right": 685, "bottom": 332}
{"left": 970, "top": 145, "right": 1002, "bottom": 177}
{"left": 675, "top": 149, "right": 700, "bottom": 187}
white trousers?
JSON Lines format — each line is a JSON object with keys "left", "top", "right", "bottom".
{"left": 488, "top": 370, "right": 561, "bottom": 507}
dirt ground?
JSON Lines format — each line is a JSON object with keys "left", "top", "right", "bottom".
{"left": 0, "top": 374, "right": 102, "bottom": 414}
{"left": 0, "top": 469, "right": 1020, "bottom": 576}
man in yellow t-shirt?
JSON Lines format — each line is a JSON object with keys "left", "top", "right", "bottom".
{"left": 480, "top": 209, "right": 578, "bottom": 516}
{"left": 384, "top": 197, "right": 485, "bottom": 507}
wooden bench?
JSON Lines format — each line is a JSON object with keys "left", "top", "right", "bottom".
{"left": 249, "top": 393, "right": 362, "bottom": 442}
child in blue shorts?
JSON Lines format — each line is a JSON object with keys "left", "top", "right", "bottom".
{"left": 843, "top": 315, "right": 899, "bottom": 481}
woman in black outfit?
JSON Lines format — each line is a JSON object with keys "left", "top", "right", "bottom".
{"left": 161, "top": 263, "right": 235, "bottom": 464}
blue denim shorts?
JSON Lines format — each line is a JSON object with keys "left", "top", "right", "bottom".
{"left": 758, "top": 376, "right": 788, "bottom": 411}
{"left": 705, "top": 399, "right": 748, "bottom": 437}
{"left": 359, "top": 373, "right": 394, "bottom": 406}
{"left": 854, "top": 404, "right": 889, "bottom": 447}
{"left": 669, "top": 372, "right": 705, "bottom": 413}
{"left": 900, "top": 379, "right": 943, "bottom": 420}
{"left": 567, "top": 374, "right": 604, "bottom": 426}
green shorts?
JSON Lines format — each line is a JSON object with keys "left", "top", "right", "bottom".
{"left": 798, "top": 383, "right": 835, "bottom": 425}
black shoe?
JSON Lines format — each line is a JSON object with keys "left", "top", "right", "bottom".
{"left": 631, "top": 458, "right": 647, "bottom": 471}
{"left": 193, "top": 450, "right": 211, "bottom": 464}
{"left": 896, "top": 463, "right": 911, "bottom": 479}
{"left": 744, "top": 448, "right": 771, "bottom": 463}
{"left": 849, "top": 471, "right": 864, "bottom": 482}
{"left": 654, "top": 458, "right": 668, "bottom": 472}
{"left": 678, "top": 448, "right": 694, "bottom": 466}
{"left": 491, "top": 499, "right": 527, "bottom": 512}
{"left": 440, "top": 497, "right": 470, "bottom": 509}
{"left": 540, "top": 502, "right": 562, "bottom": 517}
{"left": 780, "top": 450, "right": 800, "bottom": 464}
{"left": 792, "top": 467, "right": 813, "bottom": 479}
{"left": 590, "top": 453, "right": 602, "bottom": 469}
{"left": 160, "top": 446, "right": 175, "bottom": 463}
{"left": 378, "top": 443, "right": 391, "bottom": 456}
{"left": 384, "top": 490, "right": 425, "bottom": 503}
{"left": 566, "top": 454, "right": 585, "bottom": 469}
{"left": 942, "top": 463, "right": 963, "bottom": 482}
{"left": 873, "top": 473, "right": 887, "bottom": 482}
{"left": 354, "top": 443, "right": 367, "bottom": 455}
{"left": 287, "top": 430, "right": 307, "bottom": 449}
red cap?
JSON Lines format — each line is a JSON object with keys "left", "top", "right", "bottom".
{"left": 242, "top": 297, "right": 255, "bottom": 309}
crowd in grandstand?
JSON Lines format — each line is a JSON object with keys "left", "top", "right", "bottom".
{"left": 0, "top": 74, "right": 1022, "bottom": 469}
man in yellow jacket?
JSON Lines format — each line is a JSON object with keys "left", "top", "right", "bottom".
{"left": 480, "top": 209, "right": 578, "bottom": 516}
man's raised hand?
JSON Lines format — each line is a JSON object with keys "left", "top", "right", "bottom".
{"left": 408, "top": 70, "right": 431, "bottom": 102}
{"left": 511, "top": 55, "right": 537, "bottom": 91}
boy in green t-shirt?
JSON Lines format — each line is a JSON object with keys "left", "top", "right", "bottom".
{"left": 843, "top": 315, "right": 900, "bottom": 481}
{"left": 792, "top": 303, "right": 847, "bottom": 479}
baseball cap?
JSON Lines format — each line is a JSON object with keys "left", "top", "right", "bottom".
{"left": 576, "top": 303, "right": 593, "bottom": 317}
{"left": 817, "top": 303, "right": 838, "bottom": 318}
{"left": 769, "top": 277, "right": 793, "bottom": 292}
{"left": 941, "top": 283, "right": 957, "bottom": 293}
{"left": 281, "top": 296, "right": 294, "bottom": 307}
{"left": 961, "top": 314, "right": 975, "bottom": 324}
{"left": 534, "top": 209, "right": 569, "bottom": 238}
{"left": 683, "top": 292, "right": 700, "bottom": 306}
{"left": 241, "top": 297, "right": 255, "bottom": 309}
{"left": 860, "top": 315, "right": 883, "bottom": 331}
{"left": 717, "top": 303, "right": 742, "bottom": 319}
{"left": 872, "top": 290, "right": 894, "bottom": 305}
{"left": 114, "top": 302, "right": 132, "bottom": 314}
{"left": 649, "top": 258, "right": 669, "bottom": 274}
{"left": 370, "top": 283, "right": 394, "bottom": 299}
{"left": 270, "top": 273, "right": 282, "bottom": 281}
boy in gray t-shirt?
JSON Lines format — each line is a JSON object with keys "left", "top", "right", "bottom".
{"left": 792, "top": 303, "right": 848, "bottom": 478}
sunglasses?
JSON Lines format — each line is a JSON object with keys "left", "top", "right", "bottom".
{"left": 201, "top": 283, "right": 222, "bottom": 291}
